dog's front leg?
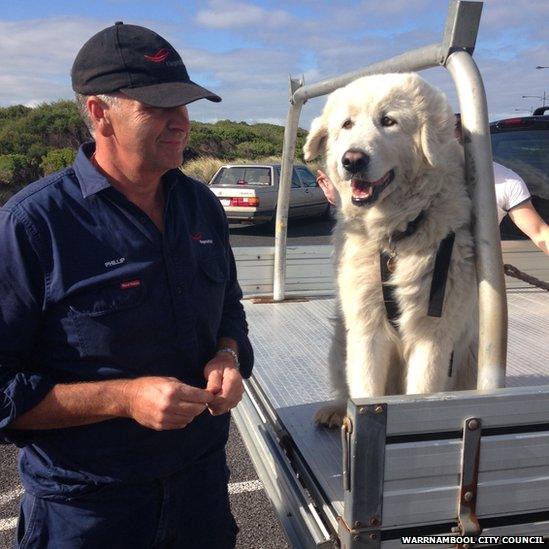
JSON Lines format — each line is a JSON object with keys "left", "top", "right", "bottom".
{"left": 346, "top": 326, "right": 393, "bottom": 399}
{"left": 314, "top": 308, "right": 348, "bottom": 428}
{"left": 405, "top": 337, "right": 454, "bottom": 394}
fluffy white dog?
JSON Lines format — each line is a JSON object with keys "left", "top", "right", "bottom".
{"left": 303, "top": 73, "right": 477, "bottom": 427}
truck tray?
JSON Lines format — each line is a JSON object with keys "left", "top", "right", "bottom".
{"left": 236, "top": 290, "right": 549, "bottom": 546}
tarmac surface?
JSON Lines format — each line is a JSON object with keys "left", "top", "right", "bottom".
{"left": 0, "top": 419, "right": 289, "bottom": 549}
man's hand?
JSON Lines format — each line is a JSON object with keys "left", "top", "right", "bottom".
{"left": 124, "top": 376, "right": 214, "bottom": 430}
{"left": 203, "top": 352, "right": 244, "bottom": 416}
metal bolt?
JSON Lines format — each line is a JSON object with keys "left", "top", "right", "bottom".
{"left": 467, "top": 418, "right": 479, "bottom": 430}
{"left": 369, "top": 533, "right": 378, "bottom": 541}
{"left": 369, "top": 516, "right": 380, "bottom": 527}
{"left": 463, "top": 491, "right": 474, "bottom": 502}
{"left": 359, "top": 406, "right": 367, "bottom": 414}
{"left": 374, "top": 405, "right": 384, "bottom": 414}
{"left": 353, "top": 521, "right": 361, "bottom": 528}
{"left": 353, "top": 535, "right": 360, "bottom": 541}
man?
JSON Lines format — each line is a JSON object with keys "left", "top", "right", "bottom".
{"left": 0, "top": 22, "right": 253, "bottom": 548}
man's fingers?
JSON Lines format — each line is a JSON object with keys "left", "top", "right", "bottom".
{"left": 176, "top": 383, "right": 214, "bottom": 404}
{"left": 170, "top": 401, "right": 208, "bottom": 417}
{"left": 205, "top": 368, "right": 223, "bottom": 395}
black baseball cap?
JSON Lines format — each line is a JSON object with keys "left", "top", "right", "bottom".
{"left": 71, "top": 22, "right": 221, "bottom": 108}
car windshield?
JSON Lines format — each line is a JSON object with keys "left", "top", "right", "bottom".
{"left": 491, "top": 129, "right": 549, "bottom": 199}
{"left": 210, "top": 167, "right": 272, "bottom": 186}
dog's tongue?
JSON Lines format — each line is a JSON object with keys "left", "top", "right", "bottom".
{"left": 351, "top": 172, "right": 392, "bottom": 200}
{"left": 351, "top": 179, "right": 373, "bottom": 200}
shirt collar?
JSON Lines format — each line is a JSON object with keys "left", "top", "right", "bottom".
{"left": 73, "top": 142, "right": 183, "bottom": 199}
{"left": 73, "top": 142, "right": 112, "bottom": 198}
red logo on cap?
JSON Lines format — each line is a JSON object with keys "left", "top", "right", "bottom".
{"left": 144, "top": 49, "right": 170, "bottom": 63}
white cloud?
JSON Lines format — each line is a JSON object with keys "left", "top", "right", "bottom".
{"left": 0, "top": 17, "right": 107, "bottom": 105}
{"left": 196, "top": 0, "right": 292, "bottom": 29}
{"left": 0, "top": 1, "right": 547, "bottom": 128}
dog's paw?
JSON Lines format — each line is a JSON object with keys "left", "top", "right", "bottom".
{"left": 314, "top": 405, "right": 346, "bottom": 428}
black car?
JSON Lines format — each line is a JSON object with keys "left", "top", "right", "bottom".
{"left": 490, "top": 107, "right": 549, "bottom": 240}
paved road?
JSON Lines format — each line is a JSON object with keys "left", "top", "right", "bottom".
{"left": 0, "top": 420, "right": 289, "bottom": 549}
{"left": 229, "top": 217, "right": 335, "bottom": 247}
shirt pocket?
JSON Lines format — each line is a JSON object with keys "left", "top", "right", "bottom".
{"left": 68, "top": 281, "right": 148, "bottom": 361}
{"left": 194, "top": 255, "right": 228, "bottom": 328}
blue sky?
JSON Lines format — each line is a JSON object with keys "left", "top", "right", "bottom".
{"left": 0, "top": 0, "right": 547, "bottom": 128}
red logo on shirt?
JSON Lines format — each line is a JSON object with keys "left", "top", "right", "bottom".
{"left": 144, "top": 49, "right": 170, "bottom": 63}
{"left": 191, "top": 233, "right": 203, "bottom": 241}
{"left": 120, "top": 280, "right": 141, "bottom": 290}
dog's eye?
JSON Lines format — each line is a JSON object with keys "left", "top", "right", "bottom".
{"left": 380, "top": 116, "right": 396, "bottom": 127}
{"left": 342, "top": 119, "right": 354, "bottom": 130}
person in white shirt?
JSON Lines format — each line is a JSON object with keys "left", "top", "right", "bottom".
{"left": 492, "top": 162, "right": 549, "bottom": 253}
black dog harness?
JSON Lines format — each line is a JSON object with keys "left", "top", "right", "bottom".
{"left": 379, "top": 212, "right": 456, "bottom": 374}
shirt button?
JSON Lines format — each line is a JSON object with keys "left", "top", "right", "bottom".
{"left": 176, "top": 286, "right": 183, "bottom": 295}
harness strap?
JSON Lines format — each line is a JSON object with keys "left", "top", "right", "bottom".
{"left": 380, "top": 231, "right": 456, "bottom": 326}
{"left": 380, "top": 251, "right": 400, "bottom": 329}
{"left": 427, "top": 232, "right": 455, "bottom": 317}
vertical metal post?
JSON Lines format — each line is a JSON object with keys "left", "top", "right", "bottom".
{"left": 273, "top": 78, "right": 304, "bottom": 302}
{"left": 446, "top": 51, "right": 507, "bottom": 389}
{"left": 338, "top": 401, "right": 386, "bottom": 548}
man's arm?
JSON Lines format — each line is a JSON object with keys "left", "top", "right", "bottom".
{"left": 9, "top": 377, "right": 214, "bottom": 431}
{"left": 508, "top": 200, "right": 549, "bottom": 254}
{"left": 215, "top": 209, "right": 254, "bottom": 378}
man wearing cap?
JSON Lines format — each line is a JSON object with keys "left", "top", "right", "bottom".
{"left": 0, "top": 22, "right": 252, "bottom": 548}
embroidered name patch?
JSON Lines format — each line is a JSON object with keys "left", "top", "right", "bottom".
{"left": 105, "top": 257, "right": 126, "bottom": 268}
{"left": 120, "top": 280, "right": 141, "bottom": 290}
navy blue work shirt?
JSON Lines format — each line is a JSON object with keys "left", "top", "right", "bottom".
{"left": 0, "top": 143, "right": 253, "bottom": 500}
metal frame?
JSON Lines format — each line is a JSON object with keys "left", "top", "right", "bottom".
{"left": 339, "top": 403, "right": 387, "bottom": 548}
{"left": 233, "top": 385, "right": 334, "bottom": 548}
{"left": 272, "top": 0, "right": 507, "bottom": 391}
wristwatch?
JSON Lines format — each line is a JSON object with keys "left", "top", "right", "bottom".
{"left": 217, "top": 347, "right": 240, "bottom": 371}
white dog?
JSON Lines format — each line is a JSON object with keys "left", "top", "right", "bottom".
{"left": 303, "top": 73, "right": 478, "bottom": 427}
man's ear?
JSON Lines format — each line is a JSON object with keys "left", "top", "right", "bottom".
{"left": 303, "top": 115, "right": 328, "bottom": 161}
{"left": 87, "top": 96, "right": 114, "bottom": 137}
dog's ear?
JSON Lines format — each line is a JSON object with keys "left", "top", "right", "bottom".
{"left": 419, "top": 97, "right": 455, "bottom": 167}
{"left": 303, "top": 115, "right": 328, "bottom": 161}
{"left": 419, "top": 118, "right": 440, "bottom": 167}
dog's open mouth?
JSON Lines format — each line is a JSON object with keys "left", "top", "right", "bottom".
{"left": 351, "top": 169, "right": 395, "bottom": 206}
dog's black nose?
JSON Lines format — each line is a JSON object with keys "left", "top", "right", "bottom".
{"left": 342, "top": 149, "right": 369, "bottom": 174}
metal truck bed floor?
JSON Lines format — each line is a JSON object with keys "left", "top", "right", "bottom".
{"left": 242, "top": 289, "right": 549, "bottom": 518}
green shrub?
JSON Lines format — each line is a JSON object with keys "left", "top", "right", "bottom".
{"left": 0, "top": 154, "right": 31, "bottom": 186}
{"left": 235, "top": 140, "right": 278, "bottom": 159}
{"left": 40, "top": 148, "right": 77, "bottom": 175}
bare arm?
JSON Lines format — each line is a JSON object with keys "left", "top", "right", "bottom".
{"left": 508, "top": 200, "right": 549, "bottom": 254}
{"left": 9, "top": 377, "right": 214, "bottom": 431}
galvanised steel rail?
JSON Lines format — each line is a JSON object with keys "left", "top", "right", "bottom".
{"left": 273, "top": 0, "right": 507, "bottom": 390}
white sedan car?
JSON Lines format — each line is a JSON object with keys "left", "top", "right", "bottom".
{"left": 208, "top": 163, "right": 331, "bottom": 226}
